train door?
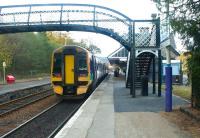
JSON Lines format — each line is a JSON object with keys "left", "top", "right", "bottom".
{"left": 64, "top": 55, "right": 75, "bottom": 84}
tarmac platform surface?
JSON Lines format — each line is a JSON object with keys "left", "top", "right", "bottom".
{"left": 55, "top": 75, "right": 191, "bottom": 138}
{"left": 0, "top": 78, "right": 50, "bottom": 95}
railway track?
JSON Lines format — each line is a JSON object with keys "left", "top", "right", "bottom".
{"left": 0, "top": 89, "right": 53, "bottom": 116}
{"left": 1, "top": 100, "right": 83, "bottom": 138}
{"left": 1, "top": 76, "right": 107, "bottom": 137}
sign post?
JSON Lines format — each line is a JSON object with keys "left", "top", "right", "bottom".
{"left": 3, "top": 62, "right": 6, "bottom": 84}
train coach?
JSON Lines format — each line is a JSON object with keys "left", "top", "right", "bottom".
{"left": 51, "top": 45, "right": 110, "bottom": 99}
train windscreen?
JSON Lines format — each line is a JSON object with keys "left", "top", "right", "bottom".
{"left": 53, "top": 53, "right": 61, "bottom": 77}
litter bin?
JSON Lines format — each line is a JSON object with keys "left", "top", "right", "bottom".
{"left": 141, "top": 75, "right": 148, "bottom": 96}
{"left": 6, "top": 75, "right": 15, "bottom": 84}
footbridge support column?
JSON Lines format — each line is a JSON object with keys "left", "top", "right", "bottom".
{"left": 152, "top": 56, "right": 156, "bottom": 94}
{"left": 156, "top": 19, "right": 161, "bottom": 97}
{"left": 130, "top": 47, "right": 136, "bottom": 97}
{"left": 158, "top": 50, "right": 162, "bottom": 97}
{"left": 130, "top": 22, "right": 136, "bottom": 98}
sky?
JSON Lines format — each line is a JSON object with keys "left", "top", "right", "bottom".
{"left": 0, "top": 0, "right": 159, "bottom": 56}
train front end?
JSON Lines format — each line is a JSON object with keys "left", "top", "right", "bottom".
{"left": 51, "top": 46, "right": 91, "bottom": 99}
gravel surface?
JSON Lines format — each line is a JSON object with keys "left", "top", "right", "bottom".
{"left": 0, "top": 84, "right": 51, "bottom": 104}
{"left": 0, "top": 95, "right": 60, "bottom": 137}
{"left": 3, "top": 100, "right": 82, "bottom": 138}
{"left": 0, "top": 90, "right": 53, "bottom": 116}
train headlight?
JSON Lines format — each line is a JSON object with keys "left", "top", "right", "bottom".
{"left": 53, "top": 85, "right": 63, "bottom": 95}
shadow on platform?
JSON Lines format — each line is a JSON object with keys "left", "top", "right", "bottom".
{"left": 113, "top": 76, "right": 189, "bottom": 112}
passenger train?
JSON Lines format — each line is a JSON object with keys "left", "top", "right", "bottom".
{"left": 51, "top": 45, "right": 110, "bottom": 99}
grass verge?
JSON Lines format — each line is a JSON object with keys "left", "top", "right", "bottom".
{"left": 162, "top": 84, "right": 191, "bottom": 100}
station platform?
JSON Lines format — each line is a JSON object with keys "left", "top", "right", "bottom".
{"left": 55, "top": 75, "right": 191, "bottom": 138}
{"left": 0, "top": 77, "right": 50, "bottom": 95}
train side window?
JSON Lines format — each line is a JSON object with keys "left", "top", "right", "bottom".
{"left": 53, "top": 53, "right": 61, "bottom": 76}
{"left": 90, "top": 58, "right": 94, "bottom": 72}
{"left": 97, "top": 63, "right": 99, "bottom": 70}
{"left": 78, "top": 52, "right": 88, "bottom": 74}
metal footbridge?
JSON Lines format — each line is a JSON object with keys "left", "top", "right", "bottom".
{"left": 0, "top": 3, "right": 162, "bottom": 97}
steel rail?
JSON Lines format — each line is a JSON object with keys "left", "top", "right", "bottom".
{"left": 47, "top": 102, "right": 83, "bottom": 138}
{"left": 1, "top": 101, "right": 62, "bottom": 138}
{"left": 48, "top": 75, "right": 109, "bottom": 137}
{"left": 1, "top": 74, "right": 109, "bottom": 138}
{"left": 0, "top": 88, "right": 53, "bottom": 117}
{"left": 0, "top": 87, "right": 51, "bottom": 107}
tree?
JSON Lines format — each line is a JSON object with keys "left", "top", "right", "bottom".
{"left": 78, "top": 39, "right": 88, "bottom": 49}
{"left": 0, "top": 36, "right": 13, "bottom": 70}
{"left": 88, "top": 44, "right": 101, "bottom": 54}
{"left": 154, "top": 0, "right": 200, "bottom": 108}
{"left": 78, "top": 39, "right": 101, "bottom": 54}
{"left": 154, "top": 0, "right": 200, "bottom": 49}
{"left": 0, "top": 31, "right": 102, "bottom": 81}
{"left": 46, "top": 31, "right": 74, "bottom": 45}
{"left": 0, "top": 32, "right": 59, "bottom": 77}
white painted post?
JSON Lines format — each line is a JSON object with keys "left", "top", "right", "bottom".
{"left": 2, "top": 62, "right": 6, "bottom": 84}
{"left": 165, "top": 47, "right": 171, "bottom": 65}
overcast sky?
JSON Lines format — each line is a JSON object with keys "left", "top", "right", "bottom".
{"left": 0, "top": 0, "right": 159, "bottom": 56}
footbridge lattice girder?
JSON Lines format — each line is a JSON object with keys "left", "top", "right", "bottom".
{"left": 0, "top": 4, "right": 132, "bottom": 49}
